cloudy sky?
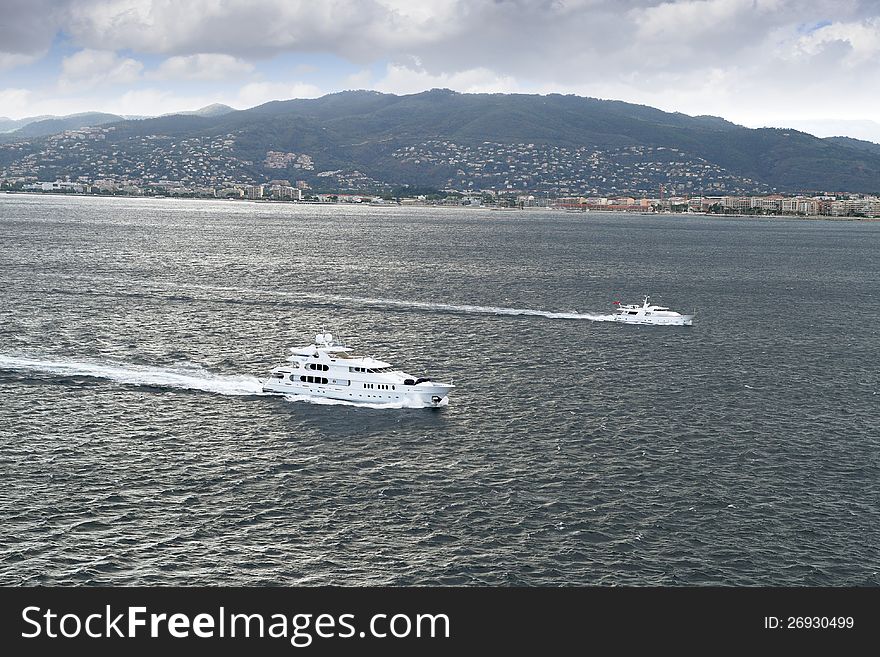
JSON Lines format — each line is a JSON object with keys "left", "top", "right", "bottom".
{"left": 2, "top": 0, "right": 879, "bottom": 141}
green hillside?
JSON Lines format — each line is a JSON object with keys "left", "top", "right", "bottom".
{"left": 2, "top": 91, "right": 878, "bottom": 194}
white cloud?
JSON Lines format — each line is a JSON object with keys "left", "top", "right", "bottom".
{"left": 343, "top": 69, "right": 374, "bottom": 90}
{"left": 0, "top": 88, "right": 32, "bottom": 117}
{"left": 110, "top": 88, "right": 183, "bottom": 115}
{"left": 373, "top": 64, "right": 521, "bottom": 95}
{"left": 0, "top": 78, "right": 325, "bottom": 120}
{"left": 634, "top": 0, "right": 781, "bottom": 38}
{"left": 59, "top": 49, "right": 143, "bottom": 91}
{"left": 152, "top": 53, "right": 254, "bottom": 80}
{"left": 232, "top": 81, "right": 323, "bottom": 107}
{"left": 0, "top": 53, "right": 42, "bottom": 72}
{"left": 91, "top": 82, "right": 323, "bottom": 116}
{"left": 788, "top": 17, "right": 880, "bottom": 65}
{"left": 63, "top": 0, "right": 455, "bottom": 58}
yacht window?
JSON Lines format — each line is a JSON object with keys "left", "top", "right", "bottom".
{"left": 272, "top": 373, "right": 284, "bottom": 379}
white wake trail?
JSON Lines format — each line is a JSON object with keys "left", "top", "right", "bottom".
{"left": 310, "top": 294, "right": 614, "bottom": 321}
{"left": 34, "top": 274, "right": 618, "bottom": 322}
{"left": 149, "top": 281, "right": 614, "bottom": 322}
{"left": 0, "top": 355, "right": 264, "bottom": 396}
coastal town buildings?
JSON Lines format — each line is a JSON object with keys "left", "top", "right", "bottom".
{"left": 3, "top": 174, "right": 878, "bottom": 218}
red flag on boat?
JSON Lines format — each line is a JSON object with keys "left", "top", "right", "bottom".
{"left": 612, "top": 300, "right": 620, "bottom": 305}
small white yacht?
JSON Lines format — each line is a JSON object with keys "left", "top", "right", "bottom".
{"left": 262, "top": 331, "right": 454, "bottom": 407}
{"left": 611, "top": 296, "right": 694, "bottom": 326}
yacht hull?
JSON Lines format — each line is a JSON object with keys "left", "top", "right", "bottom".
{"left": 612, "top": 314, "right": 693, "bottom": 326}
{"left": 261, "top": 380, "right": 453, "bottom": 406}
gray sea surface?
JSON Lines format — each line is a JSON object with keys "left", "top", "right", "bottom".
{"left": 1, "top": 194, "right": 878, "bottom": 585}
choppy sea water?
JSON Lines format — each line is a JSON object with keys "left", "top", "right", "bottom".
{"left": 0, "top": 194, "right": 878, "bottom": 586}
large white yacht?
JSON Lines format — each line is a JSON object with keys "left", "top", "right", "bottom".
{"left": 262, "top": 331, "right": 454, "bottom": 407}
{"left": 611, "top": 296, "right": 694, "bottom": 326}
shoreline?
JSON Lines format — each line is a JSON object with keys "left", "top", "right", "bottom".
{"left": 2, "top": 190, "right": 878, "bottom": 221}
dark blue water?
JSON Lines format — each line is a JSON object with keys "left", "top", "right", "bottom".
{"left": 1, "top": 194, "right": 878, "bottom": 585}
